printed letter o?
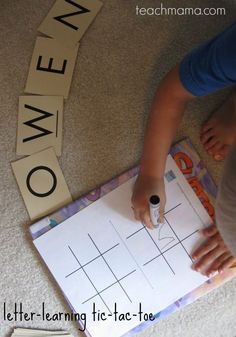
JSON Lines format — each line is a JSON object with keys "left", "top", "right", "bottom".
{"left": 26, "top": 166, "right": 57, "bottom": 197}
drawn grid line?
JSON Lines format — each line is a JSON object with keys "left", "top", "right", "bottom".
{"left": 88, "top": 233, "right": 132, "bottom": 303}
{"left": 143, "top": 227, "right": 175, "bottom": 275}
{"left": 164, "top": 216, "right": 194, "bottom": 263}
{"left": 109, "top": 220, "right": 154, "bottom": 289}
{"left": 126, "top": 201, "right": 197, "bottom": 269}
{"left": 82, "top": 269, "right": 136, "bottom": 304}
{"left": 143, "top": 229, "right": 198, "bottom": 266}
{"left": 68, "top": 245, "right": 111, "bottom": 313}
{"left": 126, "top": 203, "right": 182, "bottom": 240}
{"left": 177, "top": 182, "right": 205, "bottom": 225}
{"left": 126, "top": 203, "right": 184, "bottom": 273}
{"left": 65, "top": 243, "right": 120, "bottom": 278}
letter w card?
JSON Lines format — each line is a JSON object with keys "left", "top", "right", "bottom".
{"left": 38, "top": 0, "right": 103, "bottom": 46}
{"left": 17, "top": 96, "right": 63, "bottom": 156}
{"left": 11, "top": 148, "right": 72, "bottom": 221}
{"left": 25, "top": 37, "right": 79, "bottom": 98}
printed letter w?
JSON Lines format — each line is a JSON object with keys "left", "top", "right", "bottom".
{"left": 23, "top": 104, "right": 54, "bottom": 142}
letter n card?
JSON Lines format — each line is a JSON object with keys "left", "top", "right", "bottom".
{"left": 38, "top": 0, "right": 103, "bottom": 46}
{"left": 11, "top": 148, "right": 72, "bottom": 220}
{"left": 17, "top": 96, "right": 63, "bottom": 156}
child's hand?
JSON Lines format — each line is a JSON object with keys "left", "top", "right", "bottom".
{"left": 192, "top": 224, "right": 236, "bottom": 277}
{"left": 131, "top": 175, "right": 166, "bottom": 229}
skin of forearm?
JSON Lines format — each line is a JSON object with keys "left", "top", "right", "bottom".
{"left": 140, "top": 65, "right": 193, "bottom": 178}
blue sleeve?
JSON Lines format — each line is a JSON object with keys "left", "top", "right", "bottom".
{"left": 179, "top": 22, "right": 236, "bottom": 96}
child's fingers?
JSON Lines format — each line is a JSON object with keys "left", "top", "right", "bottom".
{"left": 141, "top": 210, "right": 154, "bottom": 229}
{"left": 159, "top": 203, "right": 165, "bottom": 224}
{"left": 192, "top": 237, "right": 218, "bottom": 260}
{"left": 218, "top": 256, "right": 236, "bottom": 273}
{"left": 193, "top": 246, "right": 224, "bottom": 272}
{"left": 205, "top": 252, "right": 232, "bottom": 276}
{"left": 132, "top": 207, "right": 153, "bottom": 229}
{"left": 201, "top": 224, "right": 218, "bottom": 237}
{"left": 132, "top": 207, "right": 141, "bottom": 221}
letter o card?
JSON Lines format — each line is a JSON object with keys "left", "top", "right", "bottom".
{"left": 25, "top": 37, "right": 79, "bottom": 98}
{"left": 11, "top": 148, "right": 72, "bottom": 220}
{"left": 17, "top": 96, "right": 63, "bottom": 156}
{"left": 38, "top": 0, "right": 103, "bottom": 46}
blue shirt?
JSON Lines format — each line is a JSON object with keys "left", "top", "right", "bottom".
{"left": 179, "top": 22, "right": 236, "bottom": 96}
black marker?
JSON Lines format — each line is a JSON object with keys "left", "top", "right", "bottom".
{"left": 149, "top": 195, "right": 160, "bottom": 228}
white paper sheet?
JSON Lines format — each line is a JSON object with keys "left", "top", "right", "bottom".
{"left": 34, "top": 155, "right": 212, "bottom": 337}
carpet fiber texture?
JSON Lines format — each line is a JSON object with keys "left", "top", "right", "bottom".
{"left": 0, "top": 1, "right": 236, "bottom": 337}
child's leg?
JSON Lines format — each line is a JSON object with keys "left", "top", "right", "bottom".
{"left": 200, "top": 88, "right": 236, "bottom": 161}
{"left": 215, "top": 141, "right": 236, "bottom": 257}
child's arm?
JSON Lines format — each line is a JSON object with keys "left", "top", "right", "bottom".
{"left": 131, "top": 64, "right": 193, "bottom": 228}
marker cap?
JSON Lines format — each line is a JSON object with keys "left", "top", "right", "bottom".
{"left": 149, "top": 195, "right": 160, "bottom": 205}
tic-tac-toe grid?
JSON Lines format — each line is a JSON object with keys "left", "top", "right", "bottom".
{"left": 66, "top": 236, "right": 136, "bottom": 313}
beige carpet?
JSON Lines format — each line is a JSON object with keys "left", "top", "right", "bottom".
{"left": 1, "top": 1, "right": 236, "bottom": 336}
